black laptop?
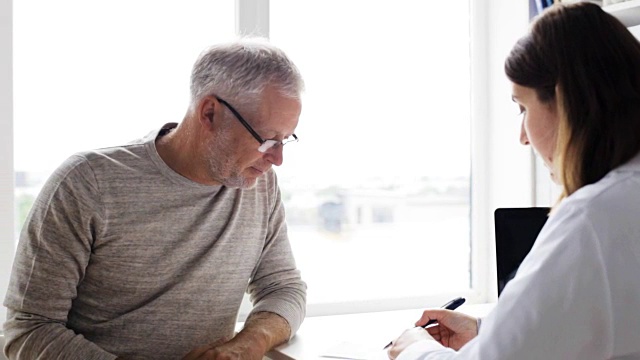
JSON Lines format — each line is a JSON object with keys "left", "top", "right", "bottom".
{"left": 494, "top": 207, "right": 550, "bottom": 296}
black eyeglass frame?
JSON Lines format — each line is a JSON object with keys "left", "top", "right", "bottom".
{"left": 216, "top": 96, "right": 298, "bottom": 153}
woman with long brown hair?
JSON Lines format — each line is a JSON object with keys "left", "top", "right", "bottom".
{"left": 388, "top": 3, "right": 640, "bottom": 359}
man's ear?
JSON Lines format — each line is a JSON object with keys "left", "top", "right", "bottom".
{"left": 198, "top": 96, "right": 218, "bottom": 130}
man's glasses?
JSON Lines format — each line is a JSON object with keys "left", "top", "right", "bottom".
{"left": 216, "top": 97, "right": 298, "bottom": 153}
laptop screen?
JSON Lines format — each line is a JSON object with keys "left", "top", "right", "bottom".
{"left": 494, "top": 207, "right": 550, "bottom": 296}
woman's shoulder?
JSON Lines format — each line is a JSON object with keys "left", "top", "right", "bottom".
{"left": 550, "top": 155, "right": 640, "bottom": 252}
{"left": 562, "top": 152, "right": 640, "bottom": 215}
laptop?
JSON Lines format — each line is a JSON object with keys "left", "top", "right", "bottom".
{"left": 494, "top": 207, "right": 550, "bottom": 296}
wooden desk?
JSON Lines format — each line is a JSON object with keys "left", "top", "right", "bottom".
{"left": 265, "top": 303, "right": 495, "bottom": 360}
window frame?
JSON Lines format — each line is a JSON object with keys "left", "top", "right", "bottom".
{"left": 1, "top": 0, "right": 15, "bottom": 326}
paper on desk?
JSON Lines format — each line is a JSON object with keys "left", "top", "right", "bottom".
{"left": 320, "top": 341, "right": 389, "bottom": 360}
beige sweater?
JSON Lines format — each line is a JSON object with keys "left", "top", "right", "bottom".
{"left": 3, "top": 124, "right": 306, "bottom": 359}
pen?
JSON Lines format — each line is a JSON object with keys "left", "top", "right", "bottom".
{"left": 383, "top": 297, "right": 466, "bottom": 350}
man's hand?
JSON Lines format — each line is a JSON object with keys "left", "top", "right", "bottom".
{"left": 181, "top": 337, "right": 262, "bottom": 360}
{"left": 181, "top": 311, "right": 291, "bottom": 360}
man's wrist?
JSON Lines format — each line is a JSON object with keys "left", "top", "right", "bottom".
{"left": 229, "top": 330, "right": 269, "bottom": 357}
{"left": 236, "top": 311, "right": 290, "bottom": 354}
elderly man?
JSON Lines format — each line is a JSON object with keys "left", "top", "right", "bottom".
{"left": 3, "top": 39, "right": 307, "bottom": 360}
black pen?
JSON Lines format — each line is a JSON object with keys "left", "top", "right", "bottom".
{"left": 383, "top": 297, "right": 466, "bottom": 350}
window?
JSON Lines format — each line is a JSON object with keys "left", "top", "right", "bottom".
{"left": 270, "top": 0, "right": 473, "bottom": 311}
{"left": 6, "top": 0, "right": 235, "bottom": 322}
{"left": 3, "top": 0, "right": 536, "bottom": 322}
{"left": 12, "top": 0, "right": 235, "bottom": 237}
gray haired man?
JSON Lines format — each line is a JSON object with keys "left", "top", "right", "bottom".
{"left": 4, "top": 39, "right": 307, "bottom": 360}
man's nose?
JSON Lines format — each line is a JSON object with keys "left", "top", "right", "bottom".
{"left": 265, "top": 145, "right": 284, "bottom": 166}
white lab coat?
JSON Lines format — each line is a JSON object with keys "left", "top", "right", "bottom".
{"left": 398, "top": 153, "right": 640, "bottom": 360}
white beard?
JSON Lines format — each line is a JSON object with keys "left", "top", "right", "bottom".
{"left": 205, "top": 133, "right": 256, "bottom": 189}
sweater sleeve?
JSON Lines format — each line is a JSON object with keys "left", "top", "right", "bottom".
{"left": 246, "top": 172, "right": 307, "bottom": 339}
{"left": 3, "top": 155, "right": 116, "bottom": 360}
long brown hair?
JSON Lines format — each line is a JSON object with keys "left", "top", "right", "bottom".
{"left": 505, "top": 2, "right": 640, "bottom": 200}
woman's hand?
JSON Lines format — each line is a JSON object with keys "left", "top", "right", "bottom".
{"left": 387, "top": 309, "right": 479, "bottom": 359}
{"left": 387, "top": 327, "right": 434, "bottom": 359}
{"left": 417, "top": 309, "right": 478, "bottom": 350}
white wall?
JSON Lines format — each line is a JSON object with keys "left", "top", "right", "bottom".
{"left": 629, "top": 24, "right": 640, "bottom": 37}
